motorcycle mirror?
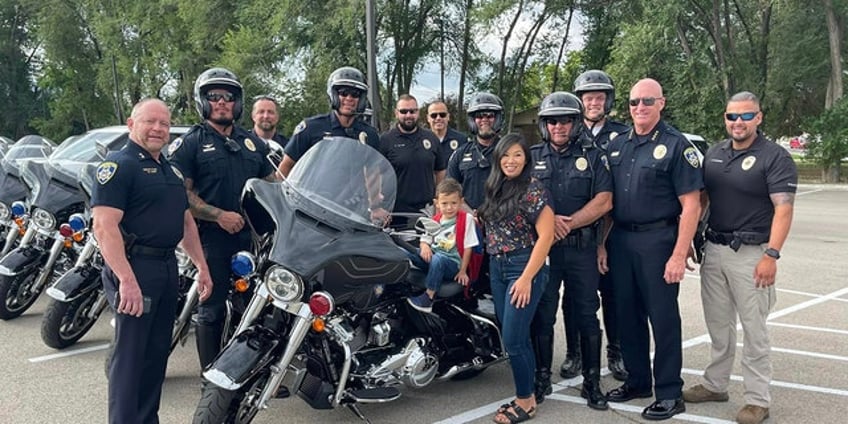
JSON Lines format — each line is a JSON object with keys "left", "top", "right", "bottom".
{"left": 415, "top": 217, "right": 441, "bottom": 236}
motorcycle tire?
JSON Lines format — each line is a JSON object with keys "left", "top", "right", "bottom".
{"left": 0, "top": 272, "right": 41, "bottom": 320}
{"left": 192, "top": 385, "right": 240, "bottom": 424}
{"left": 41, "top": 292, "right": 102, "bottom": 349}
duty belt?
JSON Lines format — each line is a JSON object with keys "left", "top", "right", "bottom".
{"left": 554, "top": 225, "right": 597, "bottom": 249}
{"left": 618, "top": 217, "right": 678, "bottom": 232}
{"left": 705, "top": 229, "right": 769, "bottom": 252}
{"left": 128, "top": 244, "right": 175, "bottom": 258}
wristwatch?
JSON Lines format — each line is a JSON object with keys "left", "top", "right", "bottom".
{"left": 764, "top": 248, "right": 780, "bottom": 260}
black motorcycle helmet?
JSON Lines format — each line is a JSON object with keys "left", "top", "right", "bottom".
{"left": 466, "top": 92, "right": 504, "bottom": 135}
{"left": 327, "top": 66, "right": 368, "bottom": 114}
{"left": 537, "top": 91, "right": 584, "bottom": 142}
{"left": 193, "top": 67, "right": 244, "bottom": 122}
{"left": 573, "top": 70, "right": 615, "bottom": 116}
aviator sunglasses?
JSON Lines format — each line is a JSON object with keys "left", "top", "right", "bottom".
{"left": 628, "top": 97, "right": 658, "bottom": 107}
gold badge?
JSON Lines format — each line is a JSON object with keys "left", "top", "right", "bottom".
{"left": 653, "top": 144, "right": 667, "bottom": 160}
{"left": 575, "top": 157, "right": 588, "bottom": 171}
{"left": 96, "top": 162, "right": 118, "bottom": 185}
{"left": 359, "top": 131, "right": 367, "bottom": 145}
{"left": 244, "top": 139, "right": 256, "bottom": 152}
{"left": 423, "top": 139, "right": 432, "bottom": 150}
{"left": 741, "top": 156, "right": 757, "bottom": 171}
{"left": 450, "top": 139, "right": 458, "bottom": 150}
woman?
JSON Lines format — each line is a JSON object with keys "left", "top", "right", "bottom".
{"left": 477, "top": 133, "right": 555, "bottom": 423}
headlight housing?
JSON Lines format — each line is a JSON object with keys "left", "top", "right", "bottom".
{"left": 0, "top": 203, "right": 10, "bottom": 220}
{"left": 32, "top": 208, "right": 56, "bottom": 230}
{"left": 230, "top": 251, "right": 256, "bottom": 278}
{"left": 264, "top": 265, "right": 303, "bottom": 303}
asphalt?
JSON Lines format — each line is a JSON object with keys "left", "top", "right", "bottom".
{"left": 0, "top": 184, "right": 846, "bottom": 424}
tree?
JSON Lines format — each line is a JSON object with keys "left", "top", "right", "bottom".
{"left": 0, "top": 0, "right": 41, "bottom": 138}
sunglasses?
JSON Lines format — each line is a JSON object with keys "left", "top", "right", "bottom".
{"left": 545, "top": 117, "right": 574, "bottom": 126}
{"left": 725, "top": 112, "right": 758, "bottom": 121}
{"left": 475, "top": 112, "right": 496, "bottom": 120}
{"left": 628, "top": 97, "right": 658, "bottom": 107}
{"left": 397, "top": 108, "right": 418, "bottom": 115}
{"left": 429, "top": 112, "right": 448, "bottom": 119}
{"left": 206, "top": 92, "right": 235, "bottom": 102}
{"left": 337, "top": 88, "right": 363, "bottom": 99}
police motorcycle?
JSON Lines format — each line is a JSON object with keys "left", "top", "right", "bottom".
{"left": 0, "top": 135, "right": 55, "bottom": 257}
{"left": 193, "top": 138, "right": 506, "bottom": 424}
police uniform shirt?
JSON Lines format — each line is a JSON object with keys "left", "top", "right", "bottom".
{"left": 250, "top": 129, "right": 289, "bottom": 150}
{"left": 92, "top": 141, "right": 187, "bottom": 248}
{"left": 588, "top": 119, "right": 630, "bottom": 152}
{"left": 530, "top": 140, "right": 613, "bottom": 216}
{"left": 607, "top": 120, "right": 704, "bottom": 224}
{"left": 379, "top": 126, "right": 447, "bottom": 211}
{"left": 704, "top": 132, "right": 797, "bottom": 233}
{"left": 285, "top": 112, "right": 380, "bottom": 162}
{"left": 168, "top": 123, "right": 274, "bottom": 218}
{"left": 447, "top": 138, "right": 497, "bottom": 210}
{"left": 438, "top": 127, "right": 469, "bottom": 162}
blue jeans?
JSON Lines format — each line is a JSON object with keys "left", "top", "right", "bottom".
{"left": 407, "top": 249, "right": 459, "bottom": 292}
{"left": 490, "top": 247, "right": 548, "bottom": 399}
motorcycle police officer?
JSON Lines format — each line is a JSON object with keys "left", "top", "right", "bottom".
{"left": 562, "top": 69, "right": 630, "bottom": 382}
{"left": 277, "top": 66, "right": 381, "bottom": 178}
{"left": 529, "top": 92, "right": 612, "bottom": 410}
{"left": 169, "top": 68, "right": 277, "bottom": 370}
{"left": 93, "top": 99, "right": 212, "bottom": 423}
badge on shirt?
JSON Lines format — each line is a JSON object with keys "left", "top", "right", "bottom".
{"left": 741, "top": 156, "right": 757, "bottom": 171}
{"left": 244, "top": 139, "right": 256, "bottom": 152}
{"left": 450, "top": 139, "right": 458, "bottom": 150}
{"left": 168, "top": 137, "right": 183, "bottom": 155}
{"left": 683, "top": 147, "right": 700, "bottom": 168}
{"left": 423, "top": 139, "right": 432, "bottom": 150}
{"left": 292, "top": 120, "right": 306, "bottom": 136}
{"left": 653, "top": 144, "right": 667, "bottom": 160}
{"left": 202, "top": 143, "right": 216, "bottom": 152}
{"left": 359, "top": 131, "right": 367, "bottom": 145}
{"left": 575, "top": 157, "right": 588, "bottom": 171}
{"left": 97, "top": 162, "right": 118, "bottom": 185}
{"left": 171, "top": 166, "right": 184, "bottom": 181}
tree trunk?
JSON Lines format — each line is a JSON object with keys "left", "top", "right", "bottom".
{"left": 497, "top": 0, "right": 524, "bottom": 96}
{"left": 457, "top": 0, "right": 473, "bottom": 124}
{"left": 823, "top": 0, "right": 843, "bottom": 108}
{"left": 551, "top": 7, "right": 574, "bottom": 93}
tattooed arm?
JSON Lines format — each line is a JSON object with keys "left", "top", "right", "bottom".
{"left": 754, "top": 192, "right": 795, "bottom": 287}
{"left": 185, "top": 177, "right": 244, "bottom": 234}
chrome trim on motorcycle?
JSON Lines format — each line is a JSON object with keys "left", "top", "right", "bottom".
{"left": 255, "top": 310, "right": 312, "bottom": 409}
{"left": 234, "top": 284, "right": 270, "bottom": 337}
{"left": 31, "top": 237, "right": 67, "bottom": 293}
{"left": 332, "top": 340, "right": 353, "bottom": 407}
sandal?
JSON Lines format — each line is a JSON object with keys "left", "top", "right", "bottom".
{"left": 492, "top": 402, "right": 536, "bottom": 424}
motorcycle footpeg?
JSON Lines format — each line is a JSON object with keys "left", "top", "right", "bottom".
{"left": 346, "top": 387, "right": 401, "bottom": 403}
{"left": 203, "top": 326, "right": 279, "bottom": 390}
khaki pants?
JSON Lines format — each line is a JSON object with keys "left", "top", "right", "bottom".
{"left": 700, "top": 241, "right": 776, "bottom": 407}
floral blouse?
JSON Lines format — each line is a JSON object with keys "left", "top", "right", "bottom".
{"left": 484, "top": 179, "right": 552, "bottom": 255}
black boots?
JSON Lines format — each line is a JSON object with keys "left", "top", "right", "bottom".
{"left": 607, "top": 342, "right": 629, "bottom": 381}
{"left": 195, "top": 323, "right": 224, "bottom": 370}
{"left": 559, "top": 341, "right": 582, "bottom": 378}
{"left": 580, "top": 334, "right": 609, "bottom": 410}
{"left": 532, "top": 335, "right": 554, "bottom": 403}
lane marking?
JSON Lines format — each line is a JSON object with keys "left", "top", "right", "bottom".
{"left": 778, "top": 288, "right": 848, "bottom": 303}
{"left": 768, "top": 321, "right": 848, "bottom": 335}
{"left": 547, "top": 393, "right": 736, "bottom": 424}
{"left": 28, "top": 343, "right": 110, "bottom": 363}
{"left": 682, "top": 368, "right": 848, "bottom": 397}
{"left": 796, "top": 188, "right": 825, "bottom": 197}
{"left": 736, "top": 344, "right": 848, "bottom": 362}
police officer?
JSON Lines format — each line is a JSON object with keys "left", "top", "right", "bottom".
{"left": 427, "top": 100, "right": 468, "bottom": 160}
{"left": 529, "top": 92, "right": 612, "bottom": 409}
{"left": 683, "top": 92, "right": 796, "bottom": 424}
{"left": 169, "top": 68, "right": 277, "bottom": 370}
{"left": 605, "top": 79, "right": 702, "bottom": 421}
{"left": 380, "top": 94, "right": 446, "bottom": 225}
{"left": 93, "top": 99, "right": 212, "bottom": 424}
{"left": 277, "top": 66, "right": 380, "bottom": 178}
{"left": 446, "top": 92, "right": 504, "bottom": 211}
{"left": 250, "top": 95, "right": 288, "bottom": 164}
{"left": 562, "top": 69, "right": 630, "bottom": 382}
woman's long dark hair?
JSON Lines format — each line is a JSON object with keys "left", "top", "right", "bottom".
{"left": 477, "top": 133, "right": 533, "bottom": 224}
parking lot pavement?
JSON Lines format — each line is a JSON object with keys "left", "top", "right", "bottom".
{"left": 1, "top": 185, "right": 846, "bottom": 423}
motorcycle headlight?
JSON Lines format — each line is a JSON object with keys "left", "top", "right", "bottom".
{"left": 0, "top": 203, "right": 9, "bottom": 220}
{"left": 32, "top": 208, "right": 56, "bottom": 230}
{"left": 230, "top": 251, "right": 256, "bottom": 278}
{"left": 11, "top": 201, "right": 27, "bottom": 217}
{"left": 264, "top": 265, "right": 303, "bottom": 303}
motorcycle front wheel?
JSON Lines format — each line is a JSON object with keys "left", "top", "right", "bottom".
{"left": 41, "top": 290, "right": 103, "bottom": 349}
{"left": 0, "top": 272, "right": 41, "bottom": 320}
{"left": 193, "top": 372, "right": 269, "bottom": 424}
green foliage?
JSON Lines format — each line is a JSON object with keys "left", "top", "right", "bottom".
{"left": 805, "top": 97, "right": 848, "bottom": 170}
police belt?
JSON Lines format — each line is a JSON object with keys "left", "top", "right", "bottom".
{"left": 554, "top": 225, "right": 597, "bottom": 248}
{"left": 618, "top": 217, "right": 678, "bottom": 232}
{"left": 127, "top": 244, "right": 175, "bottom": 258}
{"left": 705, "top": 228, "right": 769, "bottom": 252}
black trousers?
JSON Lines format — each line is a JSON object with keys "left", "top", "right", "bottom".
{"left": 104, "top": 254, "right": 178, "bottom": 424}
{"left": 609, "top": 226, "right": 683, "bottom": 400}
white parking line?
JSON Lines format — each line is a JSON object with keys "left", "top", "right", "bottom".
{"left": 682, "top": 368, "right": 848, "bottom": 397}
{"left": 547, "top": 393, "right": 736, "bottom": 424}
{"left": 735, "top": 344, "right": 848, "bottom": 362}
{"left": 28, "top": 343, "right": 110, "bottom": 363}
{"left": 796, "top": 188, "right": 825, "bottom": 197}
{"left": 767, "top": 321, "right": 848, "bottom": 335}
{"left": 777, "top": 288, "right": 848, "bottom": 303}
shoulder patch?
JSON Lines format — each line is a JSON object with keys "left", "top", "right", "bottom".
{"left": 683, "top": 147, "right": 701, "bottom": 168}
{"left": 292, "top": 120, "right": 306, "bottom": 136}
{"left": 97, "top": 162, "right": 118, "bottom": 185}
{"left": 168, "top": 137, "right": 183, "bottom": 155}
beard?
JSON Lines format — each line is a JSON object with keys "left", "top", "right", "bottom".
{"left": 398, "top": 120, "right": 418, "bottom": 132}
{"left": 477, "top": 127, "right": 497, "bottom": 140}
{"left": 209, "top": 116, "right": 234, "bottom": 126}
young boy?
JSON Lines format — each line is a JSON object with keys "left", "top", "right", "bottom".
{"left": 407, "top": 178, "right": 480, "bottom": 313}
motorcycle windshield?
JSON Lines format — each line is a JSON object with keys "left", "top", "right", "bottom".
{"left": 286, "top": 137, "right": 397, "bottom": 227}
{"left": 23, "top": 159, "right": 84, "bottom": 220}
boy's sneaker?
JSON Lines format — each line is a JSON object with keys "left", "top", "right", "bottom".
{"left": 407, "top": 293, "right": 433, "bottom": 313}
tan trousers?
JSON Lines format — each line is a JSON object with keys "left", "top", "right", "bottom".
{"left": 700, "top": 241, "right": 776, "bottom": 407}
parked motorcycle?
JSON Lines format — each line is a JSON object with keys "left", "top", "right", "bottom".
{"left": 193, "top": 138, "right": 506, "bottom": 424}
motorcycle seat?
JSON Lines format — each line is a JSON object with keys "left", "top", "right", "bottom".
{"left": 406, "top": 267, "right": 464, "bottom": 299}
